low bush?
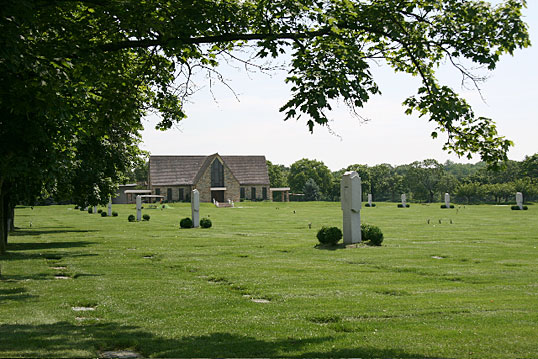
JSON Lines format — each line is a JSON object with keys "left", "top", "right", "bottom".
{"left": 74, "top": 205, "right": 79, "bottom": 209}
{"left": 128, "top": 214, "right": 136, "bottom": 222}
{"left": 397, "top": 204, "right": 410, "bottom": 208}
{"left": 200, "top": 218, "right": 212, "bottom": 228}
{"left": 112, "top": 211, "right": 118, "bottom": 217}
{"left": 79, "top": 207, "right": 85, "bottom": 211}
{"left": 365, "top": 203, "right": 376, "bottom": 207}
{"left": 143, "top": 214, "right": 150, "bottom": 221}
{"left": 511, "top": 205, "right": 529, "bottom": 210}
{"left": 317, "top": 226, "right": 342, "bottom": 246}
{"left": 87, "top": 207, "right": 93, "bottom": 214}
{"left": 361, "top": 224, "right": 384, "bottom": 246}
{"left": 440, "top": 204, "right": 455, "bottom": 209}
{"left": 100, "top": 211, "right": 107, "bottom": 217}
{"left": 97, "top": 209, "right": 103, "bottom": 214}
{"left": 180, "top": 217, "right": 193, "bottom": 228}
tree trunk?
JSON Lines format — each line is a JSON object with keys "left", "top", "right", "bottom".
{"left": 0, "top": 178, "right": 6, "bottom": 255}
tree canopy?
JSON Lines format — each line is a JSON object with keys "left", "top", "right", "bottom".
{"left": 0, "top": 0, "right": 530, "bottom": 253}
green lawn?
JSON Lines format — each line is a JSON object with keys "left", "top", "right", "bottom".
{"left": 1, "top": 202, "right": 537, "bottom": 358}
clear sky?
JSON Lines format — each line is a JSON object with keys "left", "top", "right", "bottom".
{"left": 140, "top": 1, "right": 537, "bottom": 171}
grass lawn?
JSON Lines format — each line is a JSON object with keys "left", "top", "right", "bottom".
{"left": 1, "top": 202, "right": 537, "bottom": 358}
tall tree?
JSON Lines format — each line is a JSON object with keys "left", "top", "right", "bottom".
{"left": 266, "top": 161, "right": 289, "bottom": 188}
{"left": 288, "top": 159, "right": 332, "bottom": 196}
{"left": 406, "top": 159, "right": 446, "bottom": 202}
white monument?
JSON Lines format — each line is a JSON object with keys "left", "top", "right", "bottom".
{"left": 516, "top": 192, "right": 523, "bottom": 210}
{"left": 107, "top": 199, "right": 112, "bottom": 217}
{"left": 368, "top": 193, "right": 372, "bottom": 207}
{"left": 341, "top": 171, "right": 362, "bottom": 244}
{"left": 445, "top": 193, "right": 450, "bottom": 208}
{"left": 93, "top": 206, "right": 97, "bottom": 214}
{"left": 191, "top": 189, "right": 200, "bottom": 228}
{"left": 136, "top": 195, "right": 142, "bottom": 221}
{"left": 401, "top": 193, "right": 407, "bottom": 207}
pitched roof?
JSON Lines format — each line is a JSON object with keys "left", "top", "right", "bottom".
{"left": 149, "top": 154, "right": 269, "bottom": 186}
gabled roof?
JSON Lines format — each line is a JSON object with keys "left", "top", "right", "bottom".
{"left": 149, "top": 154, "right": 270, "bottom": 186}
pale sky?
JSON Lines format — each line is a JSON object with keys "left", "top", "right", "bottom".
{"left": 140, "top": 1, "right": 538, "bottom": 171}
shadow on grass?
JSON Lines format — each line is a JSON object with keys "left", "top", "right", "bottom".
{"left": 314, "top": 243, "right": 349, "bottom": 251}
{"left": 10, "top": 229, "right": 97, "bottom": 237}
{"left": 0, "top": 287, "right": 37, "bottom": 302}
{"left": 0, "top": 323, "right": 435, "bottom": 358}
{"left": 0, "top": 251, "right": 98, "bottom": 261}
{"left": 7, "top": 241, "right": 97, "bottom": 250}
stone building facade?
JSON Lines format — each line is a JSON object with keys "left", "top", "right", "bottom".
{"left": 149, "top": 153, "right": 270, "bottom": 203}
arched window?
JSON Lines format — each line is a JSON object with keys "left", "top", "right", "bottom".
{"left": 211, "top": 159, "right": 224, "bottom": 187}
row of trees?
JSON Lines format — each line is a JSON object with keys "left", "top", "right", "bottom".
{"left": 267, "top": 154, "right": 538, "bottom": 203}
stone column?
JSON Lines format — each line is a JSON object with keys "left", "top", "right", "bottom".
{"left": 368, "top": 193, "right": 372, "bottom": 207}
{"left": 341, "top": 171, "right": 362, "bottom": 244}
{"left": 93, "top": 206, "right": 97, "bottom": 214}
{"left": 445, "top": 193, "right": 450, "bottom": 208}
{"left": 401, "top": 193, "right": 406, "bottom": 207}
{"left": 516, "top": 192, "right": 523, "bottom": 210}
{"left": 136, "top": 195, "right": 142, "bottom": 221}
{"left": 107, "top": 199, "right": 112, "bottom": 217}
{"left": 192, "top": 189, "right": 200, "bottom": 228}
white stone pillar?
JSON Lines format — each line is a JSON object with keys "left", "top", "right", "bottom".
{"left": 341, "top": 171, "right": 362, "bottom": 244}
{"left": 445, "top": 193, "right": 450, "bottom": 208}
{"left": 93, "top": 206, "right": 97, "bottom": 214}
{"left": 401, "top": 194, "right": 406, "bottom": 207}
{"left": 191, "top": 189, "right": 200, "bottom": 228}
{"left": 516, "top": 192, "right": 523, "bottom": 210}
{"left": 136, "top": 195, "right": 142, "bottom": 221}
{"left": 368, "top": 193, "right": 372, "bottom": 207}
{"left": 107, "top": 199, "right": 112, "bottom": 216}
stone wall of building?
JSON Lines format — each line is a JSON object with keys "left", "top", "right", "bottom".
{"left": 152, "top": 185, "right": 192, "bottom": 202}
{"left": 241, "top": 184, "right": 270, "bottom": 201}
{"left": 194, "top": 160, "right": 241, "bottom": 203}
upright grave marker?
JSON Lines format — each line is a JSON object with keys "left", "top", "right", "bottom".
{"left": 341, "top": 171, "right": 361, "bottom": 244}
{"left": 136, "top": 195, "right": 142, "bottom": 221}
{"left": 107, "top": 199, "right": 112, "bottom": 217}
{"left": 191, "top": 189, "right": 200, "bottom": 228}
{"left": 445, "top": 193, "right": 450, "bottom": 208}
{"left": 516, "top": 192, "right": 523, "bottom": 210}
{"left": 401, "top": 193, "right": 407, "bottom": 207}
{"left": 93, "top": 206, "right": 97, "bottom": 214}
{"left": 368, "top": 194, "right": 372, "bottom": 207}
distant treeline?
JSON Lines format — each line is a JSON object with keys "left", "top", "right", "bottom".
{"left": 267, "top": 154, "right": 538, "bottom": 204}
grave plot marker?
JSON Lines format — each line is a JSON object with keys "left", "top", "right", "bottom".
{"left": 192, "top": 189, "right": 200, "bottom": 228}
{"left": 341, "top": 171, "right": 362, "bottom": 244}
{"left": 136, "top": 195, "right": 142, "bottom": 221}
{"left": 516, "top": 192, "right": 523, "bottom": 210}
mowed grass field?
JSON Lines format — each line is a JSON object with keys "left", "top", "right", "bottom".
{"left": 1, "top": 202, "right": 537, "bottom": 358}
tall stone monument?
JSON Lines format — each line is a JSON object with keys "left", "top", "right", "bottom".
{"left": 516, "top": 192, "right": 523, "bottom": 210}
{"left": 368, "top": 193, "right": 372, "bottom": 207}
{"left": 107, "top": 199, "right": 112, "bottom": 217}
{"left": 401, "top": 193, "right": 407, "bottom": 207}
{"left": 136, "top": 195, "right": 142, "bottom": 221}
{"left": 341, "top": 171, "right": 362, "bottom": 244}
{"left": 191, "top": 189, "right": 200, "bottom": 228}
{"left": 445, "top": 193, "right": 450, "bottom": 208}
{"left": 93, "top": 205, "right": 97, "bottom": 214}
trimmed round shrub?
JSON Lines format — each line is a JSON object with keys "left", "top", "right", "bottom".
{"left": 440, "top": 204, "right": 455, "bottom": 209}
{"left": 365, "top": 203, "right": 376, "bottom": 207}
{"left": 397, "top": 204, "right": 410, "bottom": 208}
{"left": 200, "top": 217, "right": 212, "bottom": 228}
{"left": 142, "top": 214, "right": 150, "bottom": 221}
{"left": 97, "top": 209, "right": 103, "bottom": 214}
{"left": 180, "top": 217, "right": 193, "bottom": 228}
{"left": 316, "top": 226, "right": 342, "bottom": 246}
{"left": 128, "top": 214, "right": 136, "bottom": 222}
{"left": 74, "top": 205, "right": 80, "bottom": 209}
{"left": 100, "top": 211, "right": 107, "bottom": 217}
{"left": 361, "top": 224, "right": 384, "bottom": 246}
{"left": 79, "top": 207, "right": 85, "bottom": 211}
{"left": 112, "top": 211, "right": 118, "bottom": 217}
{"left": 87, "top": 207, "right": 93, "bottom": 214}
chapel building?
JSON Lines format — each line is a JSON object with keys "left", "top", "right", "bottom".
{"left": 148, "top": 153, "right": 271, "bottom": 203}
